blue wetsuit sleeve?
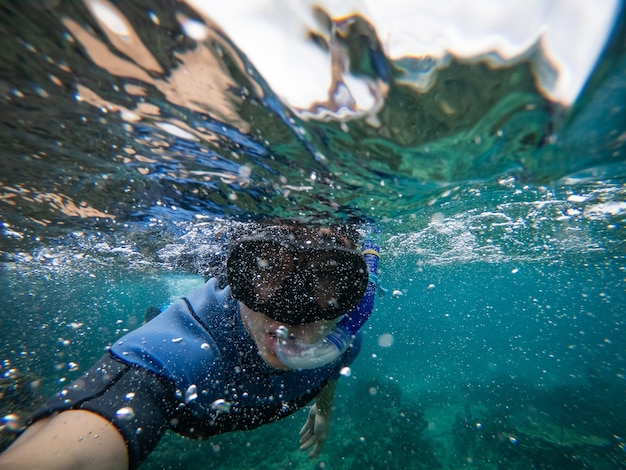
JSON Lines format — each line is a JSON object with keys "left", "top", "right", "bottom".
{"left": 336, "top": 242, "right": 380, "bottom": 336}
{"left": 328, "top": 242, "right": 379, "bottom": 379}
{"left": 329, "top": 332, "right": 362, "bottom": 380}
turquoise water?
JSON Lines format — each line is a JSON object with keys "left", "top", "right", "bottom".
{"left": 2, "top": 1, "right": 626, "bottom": 468}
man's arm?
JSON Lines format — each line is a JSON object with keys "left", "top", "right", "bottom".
{"left": 299, "top": 379, "right": 338, "bottom": 459}
{"left": 0, "top": 410, "right": 128, "bottom": 470}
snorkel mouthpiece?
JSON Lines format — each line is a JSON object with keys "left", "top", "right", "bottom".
{"left": 275, "top": 326, "right": 352, "bottom": 370}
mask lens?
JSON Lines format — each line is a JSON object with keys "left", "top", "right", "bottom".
{"left": 305, "top": 251, "right": 364, "bottom": 309}
{"left": 227, "top": 236, "right": 368, "bottom": 324}
{"left": 248, "top": 243, "right": 294, "bottom": 302}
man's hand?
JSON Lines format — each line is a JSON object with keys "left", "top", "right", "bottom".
{"left": 0, "top": 410, "right": 129, "bottom": 470}
{"left": 299, "top": 404, "right": 330, "bottom": 459}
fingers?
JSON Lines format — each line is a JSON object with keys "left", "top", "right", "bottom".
{"left": 299, "top": 433, "right": 315, "bottom": 451}
{"left": 299, "top": 405, "right": 327, "bottom": 459}
{"left": 299, "top": 418, "right": 311, "bottom": 437}
{"left": 301, "top": 436, "right": 322, "bottom": 459}
{"left": 299, "top": 422, "right": 314, "bottom": 449}
{"left": 307, "top": 443, "right": 322, "bottom": 459}
{"left": 299, "top": 424, "right": 325, "bottom": 459}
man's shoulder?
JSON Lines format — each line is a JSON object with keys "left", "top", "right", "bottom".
{"left": 184, "top": 278, "right": 235, "bottom": 320}
{"left": 108, "top": 278, "right": 235, "bottom": 387}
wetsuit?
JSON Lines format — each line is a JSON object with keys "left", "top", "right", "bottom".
{"left": 29, "top": 279, "right": 366, "bottom": 469}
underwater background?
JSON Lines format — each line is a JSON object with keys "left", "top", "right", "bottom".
{"left": 1, "top": 1, "right": 625, "bottom": 468}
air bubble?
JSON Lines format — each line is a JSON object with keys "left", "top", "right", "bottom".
{"left": 185, "top": 384, "right": 198, "bottom": 403}
{"left": 180, "top": 17, "right": 209, "bottom": 41}
{"left": 116, "top": 407, "right": 135, "bottom": 421}
{"left": 211, "top": 399, "right": 232, "bottom": 413}
{"left": 1, "top": 414, "right": 20, "bottom": 432}
{"left": 148, "top": 11, "right": 160, "bottom": 25}
{"left": 377, "top": 333, "right": 394, "bottom": 348}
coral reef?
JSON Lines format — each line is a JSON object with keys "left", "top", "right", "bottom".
{"left": 452, "top": 374, "right": 626, "bottom": 469}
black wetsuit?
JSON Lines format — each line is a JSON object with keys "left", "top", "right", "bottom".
{"left": 30, "top": 279, "right": 364, "bottom": 469}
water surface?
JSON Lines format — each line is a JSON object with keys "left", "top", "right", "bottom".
{"left": 1, "top": 1, "right": 625, "bottom": 468}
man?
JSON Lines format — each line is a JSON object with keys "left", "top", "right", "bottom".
{"left": 0, "top": 224, "right": 379, "bottom": 469}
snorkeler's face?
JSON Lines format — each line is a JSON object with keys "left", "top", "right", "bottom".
{"left": 227, "top": 226, "right": 368, "bottom": 324}
{"left": 239, "top": 302, "right": 338, "bottom": 370}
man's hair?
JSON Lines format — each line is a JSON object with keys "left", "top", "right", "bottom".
{"left": 230, "top": 220, "right": 361, "bottom": 249}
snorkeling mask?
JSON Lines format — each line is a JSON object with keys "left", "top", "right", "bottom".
{"left": 227, "top": 227, "right": 368, "bottom": 325}
{"left": 274, "top": 241, "right": 380, "bottom": 370}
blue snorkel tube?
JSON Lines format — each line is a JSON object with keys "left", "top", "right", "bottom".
{"left": 276, "top": 241, "right": 380, "bottom": 370}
